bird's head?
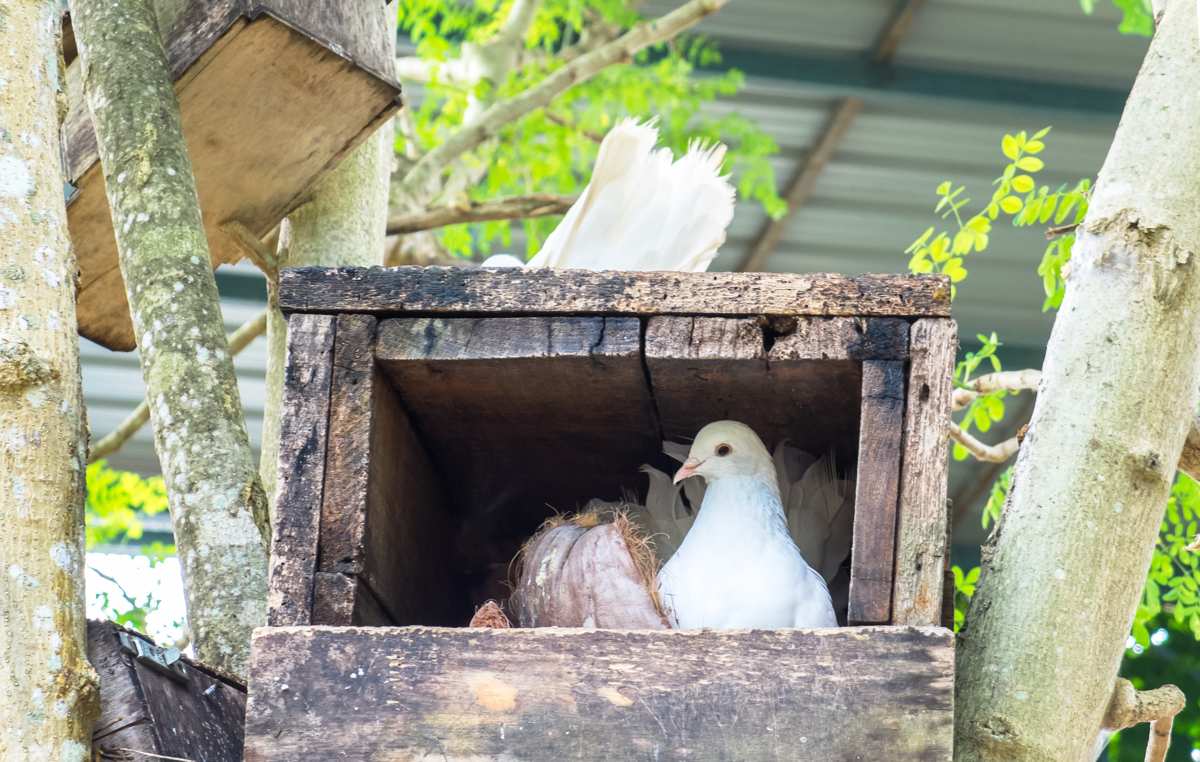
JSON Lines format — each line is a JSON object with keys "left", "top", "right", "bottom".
{"left": 673, "top": 420, "right": 775, "bottom": 485}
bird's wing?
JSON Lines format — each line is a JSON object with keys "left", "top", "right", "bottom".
{"left": 786, "top": 452, "right": 856, "bottom": 584}
{"left": 524, "top": 119, "right": 734, "bottom": 273}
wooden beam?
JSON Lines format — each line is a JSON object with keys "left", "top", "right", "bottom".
{"left": 735, "top": 0, "right": 927, "bottom": 273}
{"left": 871, "top": 0, "right": 930, "bottom": 63}
{"left": 736, "top": 98, "right": 862, "bottom": 273}
{"left": 279, "top": 267, "right": 952, "bottom": 318}
{"left": 245, "top": 625, "right": 954, "bottom": 762}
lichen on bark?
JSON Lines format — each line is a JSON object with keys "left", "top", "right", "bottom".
{"left": 0, "top": 1, "right": 100, "bottom": 758}
{"left": 72, "top": 0, "right": 268, "bottom": 677}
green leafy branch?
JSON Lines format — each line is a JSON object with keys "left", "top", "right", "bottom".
{"left": 951, "top": 332, "right": 1010, "bottom": 461}
{"left": 906, "top": 127, "right": 1051, "bottom": 298}
{"left": 1013, "top": 179, "right": 1090, "bottom": 311}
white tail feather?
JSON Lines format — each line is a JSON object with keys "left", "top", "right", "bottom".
{"left": 525, "top": 118, "right": 735, "bottom": 272}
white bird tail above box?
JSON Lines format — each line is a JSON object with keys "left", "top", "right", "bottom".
{"left": 481, "top": 118, "right": 736, "bottom": 272}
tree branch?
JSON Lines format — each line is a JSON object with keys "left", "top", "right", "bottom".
{"left": 219, "top": 221, "right": 278, "bottom": 276}
{"left": 1046, "top": 223, "right": 1079, "bottom": 239}
{"left": 953, "top": 369, "right": 1042, "bottom": 410}
{"left": 542, "top": 109, "right": 605, "bottom": 143}
{"left": 385, "top": 193, "right": 578, "bottom": 235}
{"left": 1100, "top": 677, "right": 1183, "bottom": 762}
{"left": 88, "top": 309, "right": 269, "bottom": 464}
{"left": 950, "top": 422, "right": 1020, "bottom": 463}
{"left": 396, "top": 0, "right": 730, "bottom": 206}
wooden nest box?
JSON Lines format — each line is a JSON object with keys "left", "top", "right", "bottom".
{"left": 61, "top": 1, "right": 401, "bottom": 351}
{"left": 246, "top": 267, "right": 958, "bottom": 761}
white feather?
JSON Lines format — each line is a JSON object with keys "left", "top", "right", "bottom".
{"left": 525, "top": 118, "right": 735, "bottom": 273}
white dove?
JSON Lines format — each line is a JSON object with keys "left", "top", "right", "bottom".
{"left": 656, "top": 421, "right": 838, "bottom": 629}
{"left": 481, "top": 118, "right": 735, "bottom": 271}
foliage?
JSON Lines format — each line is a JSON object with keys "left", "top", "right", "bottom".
{"left": 951, "top": 565, "right": 980, "bottom": 631}
{"left": 1106, "top": 612, "right": 1200, "bottom": 761}
{"left": 1079, "top": 0, "right": 1155, "bottom": 37}
{"left": 86, "top": 461, "right": 177, "bottom": 638}
{"left": 396, "top": 0, "right": 785, "bottom": 258}
{"left": 1137, "top": 473, "right": 1200, "bottom": 645}
{"left": 905, "top": 127, "right": 1050, "bottom": 298}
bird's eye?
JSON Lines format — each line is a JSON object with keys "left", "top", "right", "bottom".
{"left": 716, "top": 443, "right": 733, "bottom": 457}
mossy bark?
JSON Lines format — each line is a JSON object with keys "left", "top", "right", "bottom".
{"left": 72, "top": 0, "right": 268, "bottom": 678}
{"left": 0, "top": 2, "right": 100, "bottom": 758}
{"left": 954, "top": 4, "right": 1200, "bottom": 760}
{"left": 259, "top": 6, "right": 394, "bottom": 506}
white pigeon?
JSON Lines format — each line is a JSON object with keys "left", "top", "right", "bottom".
{"left": 656, "top": 421, "right": 838, "bottom": 629}
{"left": 480, "top": 118, "right": 735, "bottom": 271}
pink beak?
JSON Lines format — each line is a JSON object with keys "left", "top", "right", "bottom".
{"left": 673, "top": 457, "right": 704, "bottom": 484}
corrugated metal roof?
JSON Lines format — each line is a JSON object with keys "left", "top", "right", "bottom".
{"left": 86, "top": 0, "right": 1150, "bottom": 552}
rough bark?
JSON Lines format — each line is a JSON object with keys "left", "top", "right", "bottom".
{"left": 0, "top": 2, "right": 100, "bottom": 758}
{"left": 72, "top": 0, "right": 269, "bottom": 678}
{"left": 954, "top": 4, "right": 1200, "bottom": 759}
{"left": 258, "top": 6, "right": 393, "bottom": 507}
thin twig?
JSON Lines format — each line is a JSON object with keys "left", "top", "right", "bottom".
{"left": 88, "top": 309, "right": 269, "bottom": 463}
{"left": 219, "top": 221, "right": 278, "bottom": 276}
{"left": 542, "top": 109, "right": 605, "bottom": 143}
{"left": 1146, "top": 716, "right": 1173, "bottom": 762}
{"left": 385, "top": 193, "right": 578, "bottom": 235}
{"left": 949, "top": 423, "right": 1020, "bottom": 463}
{"left": 396, "top": 0, "right": 730, "bottom": 206}
{"left": 1046, "top": 223, "right": 1078, "bottom": 240}
{"left": 89, "top": 566, "right": 141, "bottom": 610}
{"left": 953, "top": 369, "right": 1042, "bottom": 410}
{"left": 104, "top": 749, "right": 194, "bottom": 762}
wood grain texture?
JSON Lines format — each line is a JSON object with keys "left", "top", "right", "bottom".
{"left": 375, "top": 317, "right": 661, "bottom": 577}
{"left": 307, "top": 312, "right": 459, "bottom": 627}
{"left": 893, "top": 319, "right": 957, "bottom": 627}
{"left": 849, "top": 360, "right": 906, "bottom": 625}
{"left": 88, "top": 620, "right": 246, "bottom": 762}
{"left": 645, "top": 316, "right": 862, "bottom": 466}
{"left": 278, "top": 266, "right": 951, "bottom": 319}
{"left": 244, "top": 625, "right": 954, "bottom": 762}
{"left": 64, "top": 11, "right": 401, "bottom": 350}
{"left": 312, "top": 572, "right": 391, "bottom": 626}
{"left": 766, "top": 316, "right": 909, "bottom": 360}
{"left": 267, "top": 314, "right": 335, "bottom": 627}
{"left": 318, "top": 314, "right": 377, "bottom": 578}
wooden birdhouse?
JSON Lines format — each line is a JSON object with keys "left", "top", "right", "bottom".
{"left": 60, "top": 1, "right": 401, "bottom": 351}
{"left": 244, "top": 267, "right": 957, "bottom": 761}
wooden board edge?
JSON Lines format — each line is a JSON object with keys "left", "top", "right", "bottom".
{"left": 893, "top": 318, "right": 957, "bottom": 626}
{"left": 266, "top": 314, "right": 336, "bottom": 627}
{"left": 278, "top": 267, "right": 952, "bottom": 318}
{"left": 848, "top": 360, "right": 906, "bottom": 626}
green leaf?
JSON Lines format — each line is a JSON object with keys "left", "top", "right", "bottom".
{"left": 936, "top": 181, "right": 952, "bottom": 195}
{"left": 1033, "top": 126, "right": 1052, "bottom": 139}
{"left": 953, "top": 442, "right": 968, "bottom": 460}
{"left": 1000, "top": 196, "right": 1023, "bottom": 214}
{"left": 1016, "top": 156, "right": 1045, "bottom": 172}
{"left": 1001, "top": 135, "right": 1019, "bottom": 160}
{"left": 905, "top": 226, "right": 935, "bottom": 254}
{"left": 945, "top": 258, "right": 968, "bottom": 282}
{"left": 1012, "top": 175, "right": 1035, "bottom": 193}
{"left": 1024, "top": 140, "right": 1045, "bottom": 154}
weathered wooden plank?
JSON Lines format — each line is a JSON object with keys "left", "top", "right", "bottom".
{"left": 65, "top": 6, "right": 401, "bottom": 351}
{"left": 766, "top": 316, "right": 910, "bottom": 360}
{"left": 849, "top": 360, "right": 906, "bottom": 625}
{"left": 244, "top": 625, "right": 954, "bottom": 762}
{"left": 312, "top": 571, "right": 391, "bottom": 626}
{"left": 88, "top": 621, "right": 246, "bottom": 762}
{"left": 893, "top": 319, "right": 957, "bottom": 626}
{"left": 645, "top": 316, "right": 862, "bottom": 466}
{"left": 279, "top": 266, "right": 951, "bottom": 319}
{"left": 266, "top": 313, "right": 335, "bottom": 627}
{"left": 375, "top": 317, "right": 661, "bottom": 581}
{"left": 318, "top": 314, "right": 377, "bottom": 576}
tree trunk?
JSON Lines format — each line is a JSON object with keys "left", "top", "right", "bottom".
{"left": 259, "top": 7, "right": 394, "bottom": 505}
{"left": 954, "top": 4, "right": 1200, "bottom": 760}
{"left": 0, "top": 2, "right": 100, "bottom": 758}
{"left": 73, "top": 0, "right": 269, "bottom": 678}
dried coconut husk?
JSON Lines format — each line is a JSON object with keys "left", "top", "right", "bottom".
{"left": 513, "top": 506, "right": 670, "bottom": 629}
